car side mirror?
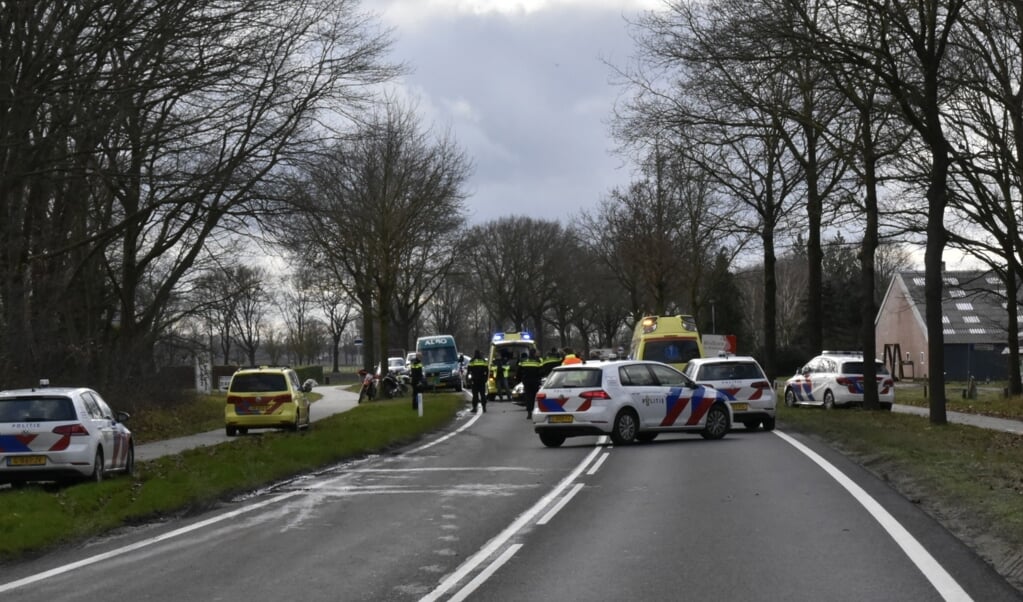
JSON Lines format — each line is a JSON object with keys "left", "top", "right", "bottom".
{"left": 116, "top": 411, "right": 131, "bottom": 422}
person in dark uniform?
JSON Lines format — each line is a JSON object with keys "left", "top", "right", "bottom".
{"left": 518, "top": 349, "right": 543, "bottom": 419}
{"left": 410, "top": 353, "right": 424, "bottom": 410}
{"left": 467, "top": 350, "right": 489, "bottom": 413}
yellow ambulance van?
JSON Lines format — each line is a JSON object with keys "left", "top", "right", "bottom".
{"left": 628, "top": 314, "right": 704, "bottom": 371}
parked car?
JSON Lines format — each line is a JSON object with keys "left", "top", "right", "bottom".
{"left": 225, "top": 366, "right": 312, "bottom": 436}
{"left": 783, "top": 351, "right": 895, "bottom": 410}
{"left": 387, "top": 356, "right": 407, "bottom": 376}
{"left": 0, "top": 381, "right": 134, "bottom": 485}
{"left": 684, "top": 355, "right": 776, "bottom": 431}
{"left": 532, "top": 360, "right": 733, "bottom": 447}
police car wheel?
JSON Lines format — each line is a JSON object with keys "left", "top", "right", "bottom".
{"left": 700, "top": 403, "right": 730, "bottom": 440}
{"left": 539, "top": 433, "right": 566, "bottom": 448}
{"left": 762, "top": 417, "right": 776, "bottom": 431}
{"left": 90, "top": 448, "right": 104, "bottom": 483}
{"left": 823, "top": 391, "right": 836, "bottom": 409}
{"left": 610, "top": 409, "right": 638, "bottom": 445}
{"left": 784, "top": 389, "right": 797, "bottom": 408}
{"left": 742, "top": 421, "right": 760, "bottom": 431}
{"left": 125, "top": 445, "right": 136, "bottom": 477}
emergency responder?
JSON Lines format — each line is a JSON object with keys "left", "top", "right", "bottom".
{"left": 410, "top": 353, "right": 424, "bottom": 410}
{"left": 540, "top": 347, "right": 562, "bottom": 378}
{"left": 495, "top": 351, "right": 512, "bottom": 401}
{"left": 561, "top": 347, "right": 583, "bottom": 365}
{"left": 518, "top": 349, "right": 543, "bottom": 419}
{"left": 467, "top": 350, "right": 489, "bottom": 413}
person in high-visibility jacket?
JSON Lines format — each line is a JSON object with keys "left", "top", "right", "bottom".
{"left": 518, "top": 350, "right": 543, "bottom": 419}
{"left": 494, "top": 352, "right": 513, "bottom": 401}
{"left": 561, "top": 347, "right": 583, "bottom": 365}
{"left": 540, "top": 348, "right": 562, "bottom": 378}
{"left": 467, "top": 350, "right": 489, "bottom": 413}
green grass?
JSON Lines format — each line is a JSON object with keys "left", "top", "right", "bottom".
{"left": 0, "top": 395, "right": 461, "bottom": 560}
{"left": 777, "top": 396, "right": 1023, "bottom": 583}
{"left": 126, "top": 391, "right": 325, "bottom": 443}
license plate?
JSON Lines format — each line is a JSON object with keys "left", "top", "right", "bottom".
{"left": 731, "top": 403, "right": 749, "bottom": 411}
{"left": 8, "top": 455, "right": 46, "bottom": 467}
{"left": 549, "top": 415, "right": 574, "bottom": 424}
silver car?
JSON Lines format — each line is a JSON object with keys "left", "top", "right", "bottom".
{"left": 0, "top": 382, "right": 134, "bottom": 485}
{"left": 532, "top": 360, "right": 733, "bottom": 448}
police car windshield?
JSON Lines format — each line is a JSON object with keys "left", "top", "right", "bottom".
{"left": 0, "top": 397, "right": 76, "bottom": 422}
{"left": 545, "top": 368, "right": 602, "bottom": 388}
{"left": 842, "top": 361, "right": 889, "bottom": 375}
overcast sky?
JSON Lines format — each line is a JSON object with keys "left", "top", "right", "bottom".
{"left": 375, "top": 0, "right": 661, "bottom": 226}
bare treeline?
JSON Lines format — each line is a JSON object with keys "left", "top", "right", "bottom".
{"left": 610, "top": 0, "right": 1023, "bottom": 420}
{"left": 0, "top": 0, "right": 399, "bottom": 388}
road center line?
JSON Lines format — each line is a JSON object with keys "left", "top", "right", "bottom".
{"left": 419, "top": 444, "right": 605, "bottom": 602}
{"left": 775, "top": 430, "right": 973, "bottom": 602}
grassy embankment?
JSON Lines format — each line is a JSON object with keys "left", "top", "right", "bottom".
{"left": 777, "top": 381, "right": 1023, "bottom": 584}
{"left": 0, "top": 391, "right": 462, "bottom": 561}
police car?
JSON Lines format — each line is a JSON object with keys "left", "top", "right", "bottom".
{"left": 532, "top": 360, "right": 733, "bottom": 447}
{"left": 783, "top": 351, "right": 895, "bottom": 410}
{"left": 684, "top": 355, "right": 776, "bottom": 431}
{"left": 0, "top": 381, "right": 134, "bottom": 485}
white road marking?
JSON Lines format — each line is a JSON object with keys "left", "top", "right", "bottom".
{"left": 775, "top": 430, "right": 973, "bottom": 602}
{"left": 419, "top": 444, "right": 604, "bottom": 602}
{"left": 587, "top": 451, "right": 611, "bottom": 475}
{"left": 537, "top": 482, "right": 584, "bottom": 525}
{"left": 447, "top": 543, "right": 524, "bottom": 602}
{"left": 0, "top": 491, "right": 303, "bottom": 594}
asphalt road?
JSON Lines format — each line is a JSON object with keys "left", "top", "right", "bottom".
{"left": 1, "top": 390, "right": 1020, "bottom": 601}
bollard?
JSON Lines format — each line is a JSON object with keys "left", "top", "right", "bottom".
{"left": 417, "top": 392, "right": 423, "bottom": 417}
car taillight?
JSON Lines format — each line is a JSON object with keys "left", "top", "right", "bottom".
{"left": 50, "top": 424, "right": 89, "bottom": 451}
{"left": 751, "top": 381, "right": 771, "bottom": 389}
{"left": 580, "top": 390, "right": 611, "bottom": 400}
{"left": 536, "top": 392, "right": 547, "bottom": 401}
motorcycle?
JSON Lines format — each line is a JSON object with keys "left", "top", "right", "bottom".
{"left": 380, "top": 370, "right": 411, "bottom": 399}
{"left": 357, "top": 369, "right": 377, "bottom": 403}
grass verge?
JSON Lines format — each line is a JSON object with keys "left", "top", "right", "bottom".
{"left": 0, "top": 395, "right": 461, "bottom": 561}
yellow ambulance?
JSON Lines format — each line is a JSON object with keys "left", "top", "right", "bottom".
{"left": 487, "top": 331, "right": 538, "bottom": 400}
{"left": 628, "top": 314, "right": 704, "bottom": 371}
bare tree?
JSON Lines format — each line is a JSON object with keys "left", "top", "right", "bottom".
{"left": 788, "top": 0, "right": 970, "bottom": 423}
{"left": 283, "top": 100, "right": 472, "bottom": 371}
{"left": 0, "top": 0, "right": 399, "bottom": 385}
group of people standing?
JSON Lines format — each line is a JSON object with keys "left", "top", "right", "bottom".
{"left": 464, "top": 346, "right": 585, "bottom": 418}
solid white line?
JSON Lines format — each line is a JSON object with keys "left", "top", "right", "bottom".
{"left": 407, "top": 411, "right": 481, "bottom": 454}
{"left": 774, "top": 431, "right": 973, "bottom": 602}
{"left": 537, "top": 482, "right": 584, "bottom": 525}
{"left": 419, "top": 444, "right": 604, "bottom": 602}
{"left": 447, "top": 543, "right": 524, "bottom": 602}
{"left": 0, "top": 491, "right": 303, "bottom": 594}
{"left": 587, "top": 451, "right": 610, "bottom": 475}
